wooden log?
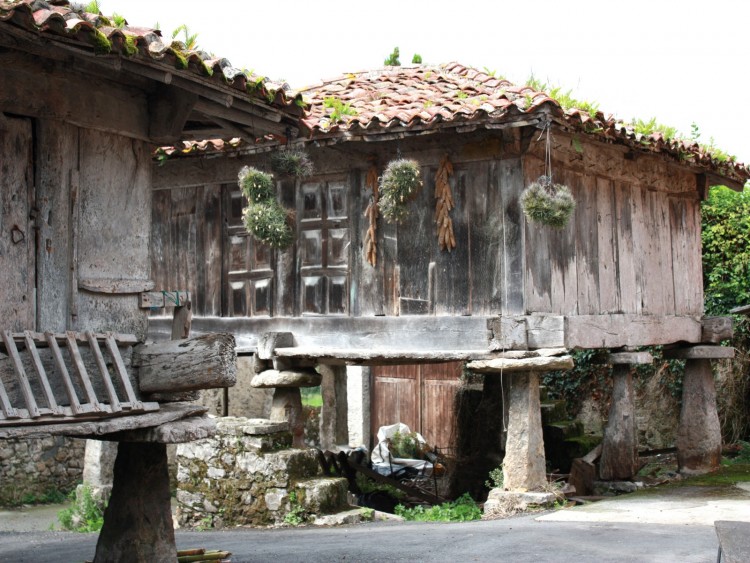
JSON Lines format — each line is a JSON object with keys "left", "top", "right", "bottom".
{"left": 171, "top": 302, "right": 193, "bottom": 340}
{"left": 466, "top": 355, "right": 573, "bottom": 374}
{"left": 565, "top": 314, "right": 702, "bottom": 349}
{"left": 568, "top": 458, "right": 596, "bottom": 496}
{"left": 134, "top": 334, "right": 237, "bottom": 393}
{"left": 663, "top": 345, "right": 734, "bottom": 360}
{"left": 488, "top": 316, "right": 527, "bottom": 351}
{"left": 701, "top": 316, "right": 733, "bottom": 344}
{"left": 79, "top": 278, "right": 155, "bottom": 294}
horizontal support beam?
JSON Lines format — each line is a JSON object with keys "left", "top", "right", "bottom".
{"left": 663, "top": 345, "right": 735, "bottom": 360}
{"left": 139, "top": 291, "right": 191, "bottom": 309}
{"left": 608, "top": 351, "right": 653, "bottom": 365}
{"left": 79, "top": 278, "right": 155, "bottom": 294}
{"left": 466, "top": 354, "right": 574, "bottom": 373}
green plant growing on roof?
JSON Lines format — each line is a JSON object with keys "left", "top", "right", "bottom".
{"left": 123, "top": 35, "right": 138, "bottom": 56}
{"left": 111, "top": 12, "right": 126, "bottom": 28}
{"left": 322, "top": 96, "right": 357, "bottom": 123}
{"left": 171, "top": 23, "right": 199, "bottom": 50}
{"left": 378, "top": 158, "right": 423, "bottom": 223}
{"left": 384, "top": 46, "right": 401, "bottom": 66}
{"left": 412, "top": 53, "right": 423, "bottom": 64}
{"left": 91, "top": 28, "right": 112, "bottom": 55}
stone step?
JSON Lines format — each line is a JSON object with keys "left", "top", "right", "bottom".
{"left": 312, "top": 507, "right": 403, "bottom": 526}
{"left": 295, "top": 477, "right": 349, "bottom": 514}
{"left": 269, "top": 449, "right": 320, "bottom": 480}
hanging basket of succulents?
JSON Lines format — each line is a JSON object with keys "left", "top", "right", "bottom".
{"left": 520, "top": 122, "right": 575, "bottom": 228}
{"left": 378, "top": 158, "right": 423, "bottom": 223}
{"left": 269, "top": 146, "right": 314, "bottom": 178}
{"left": 237, "top": 166, "right": 293, "bottom": 249}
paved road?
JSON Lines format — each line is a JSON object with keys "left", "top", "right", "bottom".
{"left": 0, "top": 514, "right": 720, "bottom": 563}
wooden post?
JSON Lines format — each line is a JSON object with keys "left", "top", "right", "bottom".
{"left": 503, "top": 371, "right": 546, "bottom": 491}
{"left": 94, "top": 442, "right": 176, "bottom": 562}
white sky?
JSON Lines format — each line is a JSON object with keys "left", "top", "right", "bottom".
{"left": 102, "top": 0, "right": 749, "bottom": 163}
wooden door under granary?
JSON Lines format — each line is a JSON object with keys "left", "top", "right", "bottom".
{"left": 371, "top": 362, "right": 462, "bottom": 452}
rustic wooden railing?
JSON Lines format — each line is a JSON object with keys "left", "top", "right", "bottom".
{"left": 0, "top": 331, "right": 157, "bottom": 425}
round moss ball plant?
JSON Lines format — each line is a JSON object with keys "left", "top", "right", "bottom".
{"left": 242, "top": 200, "right": 293, "bottom": 249}
{"left": 378, "top": 158, "right": 423, "bottom": 223}
{"left": 521, "top": 176, "right": 576, "bottom": 228}
{"left": 270, "top": 147, "right": 314, "bottom": 178}
{"left": 238, "top": 166, "right": 275, "bottom": 203}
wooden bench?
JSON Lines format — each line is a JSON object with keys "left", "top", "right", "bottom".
{"left": 715, "top": 520, "right": 750, "bottom": 563}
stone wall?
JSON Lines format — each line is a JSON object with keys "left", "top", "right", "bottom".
{"left": 0, "top": 436, "right": 85, "bottom": 505}
{"left": 175, "top": 417, "right": 348, "bottom": 528}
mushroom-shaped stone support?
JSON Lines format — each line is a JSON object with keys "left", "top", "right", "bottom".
{"left": 251, "top": 368, "right": 321, "bottom": 448}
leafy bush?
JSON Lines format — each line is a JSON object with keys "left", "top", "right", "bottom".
{"left": 395, "top": 493, "right": 481, "bottom": 522}
{"left": 388, "top": 430, "right": 422, "bottom": 459}
{"left": 58, "top": 485, "right": 106, "bottom": 533}
{"left": 283, "top": 491, "right": 308, "bottom": 526}
{"left": 485, "top": 466, "right": 504, "bottom": 490}
{"left": 238, "top": 166, "right": 275, "bottom": 203}
{"left": 242, "top": 200, "right": 293, "bottom": 249}
{"left": 270, "top": 148, "right": 314, "bottom": 178}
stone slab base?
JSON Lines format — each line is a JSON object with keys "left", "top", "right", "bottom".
{"left": 484, "top": 489, "right": 556, "bottom": 516}
{"left": 593, "top": 480, "right": 644, "bottom": 495}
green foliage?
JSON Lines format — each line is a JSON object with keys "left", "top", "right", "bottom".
{"left": 521, "top": 176, "right": 576, "bottom": 228}
{"left": 270, "top": 147, "right": 314, "bottom": 178}
{"left": 378, "top": 158, "right": 423, "bottom": 223}
{"left": 360, "top": 507, "right": 375, "bottom": 521}
{"left": 411, "top": 53, "right": 422, "bottom": 64}
{"left": 631, "top": 117, "right": 678, "bottom": 141}
{"left": 123, "top": 35, "right": 138, "bottom": 56}
{"left": 384, "top": 46, "right": 401, "bottom": 66}
{"left": 322, "top": 96, "right": 357, "bottom": 123}
{"left": 300, "top": 386, "right": 322, "bottom": 408}
{"left": 485, "top": 465, "right": 504, "bottom": 490}
{"left": 242, "top": 201, "right": 293, "bottom": 249}
{"left": 355, "top": 473, "right": 406, "bottom": 500}
{"left": 171, "top": 24, "right": 199, "bottom": 50}
{"left": 58, "top": 485, "right": 106, "bottom": 533}
{"left": 728, "top": 441, "right": 750, "bottom": 464}
{"left": 238, "top": 166, "right": 275, "bottom": 203}
{"left": 702, "top": 186, "right": 750, "bottom": 315}
{"left": 84, "top": 0, "right": 101, "bottom": 14}
{"left": 395, "top": 493, "right": 481, "bottom": 522}
{"left": 111, "top": 12, "right": 127, "bottom": 28}
{"left": 284, "top": 491, "right": 308, "bottom": 526}
{"left": 388, "top": 430, "right": 422, "bottom": 459}
{"left": 91, "top": 28, "right": 112, "bottom": 55}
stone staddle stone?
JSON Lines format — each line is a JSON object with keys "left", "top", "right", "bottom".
{"left": 251, "top": 369, "right": 322, "bottom": 389}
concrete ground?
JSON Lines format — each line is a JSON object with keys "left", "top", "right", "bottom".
{"left": 0, "top": 476, "right": 747, "bottom": 562}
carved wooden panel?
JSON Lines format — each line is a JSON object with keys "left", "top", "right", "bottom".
{"left": 298, "top": 178, "right": 350, "bottom": 315}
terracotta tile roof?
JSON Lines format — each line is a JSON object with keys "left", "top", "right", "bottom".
{"left": 0, "top": 0, "right": 305, "bottom": 114}
{"left": 300, "top": 62, "right": 750, "bottom": 184}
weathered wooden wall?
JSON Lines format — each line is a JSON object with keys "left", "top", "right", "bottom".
{"left": 1, "top": 60, "right": 153, "bottom": 339}
{"left": 151, "top": 127, "right": 705, "bottom": 334}
{"left": 523, "top": 131, "right": 703, "bottom": 318}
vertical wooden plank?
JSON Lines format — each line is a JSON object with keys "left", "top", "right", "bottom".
{"left": 655, "top": 192, "right": 676, "bottom": 314}
{"left": 523, "top": 155, "right": 552, "bottom": 313}
{"left": 420, "top": 362, "right": 461, "bottom": 450}
{"left": 637, "top": 189, "right": 667, "bottom": 315}
{"left": 596, "top": 178, "right": 620, "bottom": 313}
{"left": 150, "top": 189, "right": 171, "bottom": 316}
{"left": 355, "top": 169, "right": 386, "bottom": 316}
{"left": 434, "top": 166, "right": 470, "bottom": 315}
{"left": 46, "top": 332, "right": 84, "bottom": 414}
{"left": 0, "top": 116, "right": 35, "bottom": 331}
{"left": 370, "top": 364, "right": 419, "bottom": 438}
{"left": 575, "top": 174, "right": 600, "bottom": 315}
{"left": 500, "top": 158, "right": 525, "bottom": 315}
{"left": 398, "top": 165, "right": 434, "bottom": 314}
{"left": 86, "top": 331, "right": 121, "bottom": 412}
{"left": 24, "top": 331, "right": 61, "bottom": 413}
{"left": 614, "top": 181, "right": 638, "bottom": 313}
{"left": 687, "top": 198, "right": 704, "bottom": 314}
{"left": 548, "top": 168, "right": 578, "bottom": 315}
{"left": 1, "top": 331, "right": 39, "bottom": 417}
{"left": 203, "top": 184, "right": 224, "bottom": 317}
{"left": 669, "top": 197, "right": 690, "bottom": 315}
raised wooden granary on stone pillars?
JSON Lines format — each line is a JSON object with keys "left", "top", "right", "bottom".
{"left": 152, "top": 61, "right": 750, "bottom": 492}
{"left": 0, "top": 1, "right": 304, "bottom": 560}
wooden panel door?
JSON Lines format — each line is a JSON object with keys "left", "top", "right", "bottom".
{"left": 371, "top": 362, "right": 462, "bottom": 451}
{"left": 0, "top": 115, "right": 35, "bottom": 330}
{"left": 298, "top": 177, "right": 350, "bottom": 315}
{"left": 224, "top": 187, "right": 275, "bottom": 317}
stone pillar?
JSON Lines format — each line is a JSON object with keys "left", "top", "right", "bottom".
{"left": 319, "top": 365, "right": 348, "bottom": 450}
{"left": 599, "top": 364, "right": 638, "bottom": 480}
{"left": 270, "top": 388, "right": 305, "bottom": 447}
{"left": 94, "top": 442, "right": 175, "bottom": 563}
{"left": 346, "top": 366, "right": 371, "bottom": 448}
{"left": 663, "top": 346, "right": 733, "bottom": 475}
{"left": 676, "top": 358, "right": 722, "bottom": 474}
{"left": 503, "top": 371, "right": 546, "bottom": 491}
{"left": 81, "top": 439, "right": 117, "bottom": 502}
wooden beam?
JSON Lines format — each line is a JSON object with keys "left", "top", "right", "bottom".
{"left": 701, "top": 316, "right": 733, "bottom": 344}
{"left": 148, "top": 85, "right": 199, "bottom": 145}
{"left": 139, "top": 291, "right": 190, "bottom": 309}
{"left": 466, "top": 355, "right": 573, "bottom": 373}
{"left": 608, "top": 351, "right": 653, "bottom": 365}
{"left": 193, "top": 98, "right": 288, "bottom": 137}
{"left": 565, "top": 315, "right": 702, "bottom": 349}
{"left": 134, "top": 334, "right": 236, "bottom": 393}
{"left": 79, "top": 278, "right": 155, "bottom": 294}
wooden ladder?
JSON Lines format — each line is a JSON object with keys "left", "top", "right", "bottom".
{"left": 0, "top": 330, "right": 156, "bottom": 426}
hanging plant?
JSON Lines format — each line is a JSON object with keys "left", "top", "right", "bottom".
{"left": 237, "top": 166, "right": 293, "bottom": 249}
{"left": 363, "top": 164, "right": 380, "bottom": 266}
{"left": 520, "top": 122, "right": 575, "bottom": 228}
{"left": 270, "top": 147, "right": 314, "bottom": 178}
{"left": 242, "top": 200, "right": 293, "bottom": 249}
{"left": 434, "top": 155, "right": 456, "bottom": 251}
{"left": 378, "top": 158, "right": 423, "bottom": 223}
{"left": 238, "top": 166, "right": 275, "bottom": 203}
{"left": 521, "top": 175, "right": 575, "bottom": 228}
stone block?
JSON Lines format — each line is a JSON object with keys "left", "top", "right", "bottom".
{"left": 296, "top": 477, "right": 348, "bottom": 514}
{"left": 228, "top": 356, "right": 273, "bottom": 418}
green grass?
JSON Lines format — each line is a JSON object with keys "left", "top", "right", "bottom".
{"left": 395, "top": 493, "right": 482, "bottom": 522}
{"left": 301, "top": 386, "right": 322, "bottom": 407}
